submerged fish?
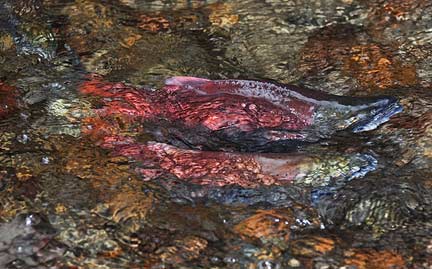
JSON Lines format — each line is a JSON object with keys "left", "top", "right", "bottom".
{"left": 114, "top": 142, "right": 377, "bottom": 188}
{"left": 80, "top": 75, "right": 402, "bottom": 152}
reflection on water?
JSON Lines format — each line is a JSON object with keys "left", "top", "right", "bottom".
{"left": 0, "top": 0, "right": 432, "bottom": 268}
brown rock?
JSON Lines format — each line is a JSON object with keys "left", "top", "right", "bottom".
{"left": 207, "top": 3, "right": 239, "bottom": 28}
{"left": 364, "top": 0, "right": 428, "bottom": 29}
{"left": 137, "top": 14, "right": 170, "bottom": 32}
{"left": 344, "top": 44, "right": 417, "bottom": 90}
{"left": 234, "top": 209, "right": 294, "bottom": 246}
{"left": 299, "top": 25, "right": 418, "bottom": 91}
{"left": 156, "top": 236, "right": 208, "bottom": 264}
{"left": 343, "top": 249, "right": 406, "bottom": 269}
{"left": 98, "top": 184, "right": 154, "bottom": 232}
{"left": 291, "top": 236, "right": 337, "bottom": 257}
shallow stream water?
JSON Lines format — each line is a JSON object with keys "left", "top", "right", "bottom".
{"left": 1, "top": 0, "right": 432, "bottom": 268}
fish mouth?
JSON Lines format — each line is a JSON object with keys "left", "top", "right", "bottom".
{"left": 350, "top": 97, "right": 403, "bottom": 133}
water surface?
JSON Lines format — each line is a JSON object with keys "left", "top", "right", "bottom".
{"left": 1, "top": 0, "right": 432, "bottom": 268}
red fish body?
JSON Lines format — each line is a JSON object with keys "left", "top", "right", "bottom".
{"left": 80, "top": 75, "right": 402, "bottom": 152}
{"left": 79, "top": 75, "right": 388, "bottom": 187}
{"left": 113, "top": 142, "right": 376, "bottom": 188}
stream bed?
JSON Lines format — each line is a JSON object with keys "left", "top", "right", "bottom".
{"left": 1, "top": 0, "right": 432, "bottom": 268}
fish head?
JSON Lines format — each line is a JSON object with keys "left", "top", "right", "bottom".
{"left": 257, "top": 152, "right": 377, "bottom": 188}
{"left": 347, "top": 96, "right": 403, "bottom": 132}
{"left": 315, "top": 95, "right": 403, "bottom": 133}
{"left": 294, "top": 153, "right": 377, "bottom": 189}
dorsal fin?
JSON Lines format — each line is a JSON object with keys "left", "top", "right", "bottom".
{"left": 165, "top": 76, "right": 211, "bottom": 87}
